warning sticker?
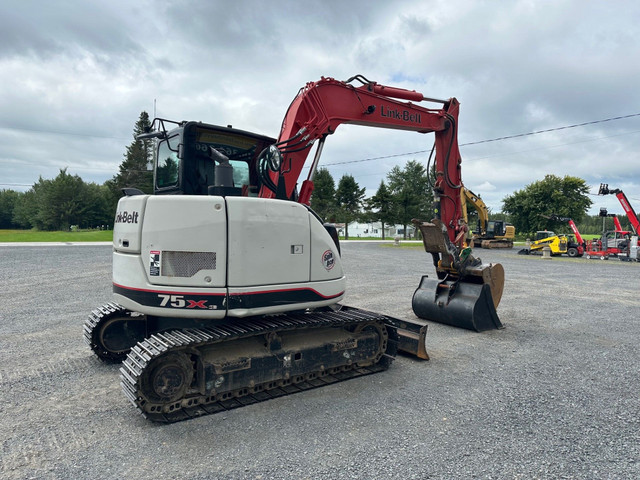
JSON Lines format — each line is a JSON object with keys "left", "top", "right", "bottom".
{"left": 150, "top": 251, "right": 160, "bottom": 276}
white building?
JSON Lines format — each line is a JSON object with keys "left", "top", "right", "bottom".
{"left": 335, "top": 221, "right": 416, "bottom": 239}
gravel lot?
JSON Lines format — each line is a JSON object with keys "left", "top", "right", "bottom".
{"left": 1, "top": 242, "right": 639, "bottom": 479}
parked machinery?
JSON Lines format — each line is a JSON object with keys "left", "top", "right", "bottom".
{"left": 598, "top": 184, "right": 639, "bottom": 234}
{"left": 596, "top": 184, "right": 639, "bottom": 260}
{"left": 86, "top": 75, "right": 505, "bottom": 422}
{"left": 518, "top": 231, "right": 568, "bottom": 256}
{"left": 542, "top": 215, "right": 585, "bottom": 257}
{"left": 461, "top": 187, "right": 515, "bottom": 248}
{"left": 585, "top": 207, "right": 633, "bottom": 260}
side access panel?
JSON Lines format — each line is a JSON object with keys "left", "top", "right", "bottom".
{"left": 226, "top": 197, "right": 311, "bottom": 287}
{"left": 141, "top": 196, "right": 227, "bottom": 288}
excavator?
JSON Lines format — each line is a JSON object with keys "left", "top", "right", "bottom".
{"left": 85, "top": 75, "right": 505, "bottom": 422}
{"left": 461, "top": 187, "right": 515, "bottom": 248}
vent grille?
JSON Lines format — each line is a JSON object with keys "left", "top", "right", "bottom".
{"left": 162, "top": 251, "right": 216, "bottom": 277}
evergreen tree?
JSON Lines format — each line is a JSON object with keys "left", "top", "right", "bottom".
{"left": 365, "top": 180, "right": 394, "bottom": 240}
{"left": 39, "top": 169, "right": 87, "bottom": 230}
{"left": 310, "top": 168, "right": 337, "bottom": 222}
{"left": 335, "top": 174, "right": 365, "bottom": 240}
{"left": 12, "top": 190, "right": 35, "bottom": 229}
{"left": 108, "top": 111, "right": 154, "bottom": 212}
{"left": 0, "top": 189, "right": 21, "bottom": 229}
{"left": 10, "top": 170, "right": 112, "bottom": 231}
{"left": 81, "top": 183, "right": 113, "bottom": 228}
{"left": 13, "top": 178, "right": 48, "bottom": 229}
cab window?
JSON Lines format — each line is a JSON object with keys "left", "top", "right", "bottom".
{"left": 156, "top": 137, "right": 179, "bottom": 188}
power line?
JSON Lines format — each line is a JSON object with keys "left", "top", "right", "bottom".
{"left": 466, "top": 129, "right": 640, "bottom": 162}
{"left": 3, "top": 112, "right": 638, "bottom": 161}
{"left": 462, "top": 113, "right": 640, "bottom": 146}
{"left": 321, "top": 112, "right": 640, "bottom": 167}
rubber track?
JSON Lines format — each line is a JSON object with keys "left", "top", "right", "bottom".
{"left": 120, "top": 308, "right": 398, "bottom": 423}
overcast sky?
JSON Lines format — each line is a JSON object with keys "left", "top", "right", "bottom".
{"left": 1, "top": 0, "right": 639, "bottom": 216}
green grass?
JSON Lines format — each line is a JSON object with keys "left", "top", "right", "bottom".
{"left": 0, "top": 230, "right": 605, "bottom": 244}
{"left": 0, "top": 229, "right": 113, "bottom": 242}
{"left": 339, "top": 236, "right": 420, "bottom": 241}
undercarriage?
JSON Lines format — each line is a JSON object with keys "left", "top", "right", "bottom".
{"left": 86, "top": 304, "right": 427, "bottom": 422}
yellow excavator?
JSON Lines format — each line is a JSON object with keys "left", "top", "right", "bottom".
{"left": 461, "top": 188, "right": 515, "bottom": 248}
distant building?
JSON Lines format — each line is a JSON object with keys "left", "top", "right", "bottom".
{"left": 335, "top": 221, "right": 416, "bottom": 238}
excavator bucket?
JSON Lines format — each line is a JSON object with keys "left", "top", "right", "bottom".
{"left": 412, "top": 220, "right": 505, "bottom": 332}
{"left": 412, "top": 272, "right": 503, "bottom": 332}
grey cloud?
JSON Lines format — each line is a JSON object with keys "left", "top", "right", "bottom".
{"left": 1, "top": 0, "right": 639, "bottom": 215}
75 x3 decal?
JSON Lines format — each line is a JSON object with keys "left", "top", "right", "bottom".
{"left": 158, "top": 294, "right": 212, "bottom": 309}
{"left": 113, "top": 284, "right": 226, "bottom": 311}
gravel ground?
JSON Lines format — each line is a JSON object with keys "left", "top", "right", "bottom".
{"left": 1, "top": 242, "right": 639, "bottom": 479}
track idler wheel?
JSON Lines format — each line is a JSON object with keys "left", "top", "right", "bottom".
{"left": 85, "top": 304, "right": 147, "bottom": 363}
{"left": 140, "top": 352, "right": 194, "bottom": 404}
{"left": 412, "top": 264, "right": 505, "bottom": 332}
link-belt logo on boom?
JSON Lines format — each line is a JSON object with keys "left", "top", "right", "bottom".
{"left": 115, "top": 210, "right": 139, "bottom": 224}
{"left": 380, "top": 106, "right": 421, "bottom": 123}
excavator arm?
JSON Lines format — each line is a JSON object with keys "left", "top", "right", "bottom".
{"left": 258, "top": 75, "right": 465, "bottom": 245}
{"left": 461, "top": 187, "right": 490, "bottom": 235}
{"left": 257, "top": 75, "right": 502, "bottom": 332}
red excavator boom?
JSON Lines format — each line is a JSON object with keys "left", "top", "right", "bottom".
{"left": 257, "top": 75, "right": 503, "bottom": 332}
{"left": 258, "top": 75, "right": 465, "bottom": 246}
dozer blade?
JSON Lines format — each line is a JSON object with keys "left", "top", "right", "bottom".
{"left": 380, "top": 314, "right": 429, "bottom": 360}
{"left": 412, "top": 275, "right": 503, "bottom": 332}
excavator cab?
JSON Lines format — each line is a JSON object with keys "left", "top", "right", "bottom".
{"left": 150, "top": 119, "right": 277, "bottom": 197}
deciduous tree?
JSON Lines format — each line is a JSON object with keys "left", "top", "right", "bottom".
{"left": 502, "top": 174, "right": 592, "bottom": 235}
{"left": 386, "top": 160, "right": 432, "bottom": 239}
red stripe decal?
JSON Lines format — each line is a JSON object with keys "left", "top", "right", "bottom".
{"left": 113, "top": 283, "right": 344, "bottom": 299}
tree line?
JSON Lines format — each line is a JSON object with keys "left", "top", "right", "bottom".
{"left": 311, "top": 160, "right": 433, "bottom": 239}
{"left": 0, "top": 110, "right": 634, "bottom": 237}
{"left": 0, "top": 112, "right": 153, "bottom": 231}
{"left": 312, "top": 170, "right": 631, "bottom": 239}
{"left": 501, "top": 174, "right": 635, "bottom": 237}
